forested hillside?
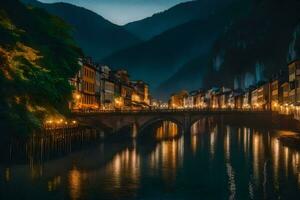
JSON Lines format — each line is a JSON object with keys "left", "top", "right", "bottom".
{"left": 0, "top": 0, "right": 81, "bottom": 135}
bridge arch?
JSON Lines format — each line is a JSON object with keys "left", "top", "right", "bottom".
{"left": 138, "top": 117, "right": 184, "bottom": 137}
{"left": 190, "top": 117, "right": 209, "bottom": 128}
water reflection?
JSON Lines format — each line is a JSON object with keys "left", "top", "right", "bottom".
{"left": 1, "top": 123, "right": 300, "bottom": 199}
{"left": 210, "top": 126, "right": 217, "bottom": 158}
{"left": 150, "top": 137, "right": 184, "bottom": 181}
{"left": 190, "top": 119, "right": 206, "bottom": 155}
{"left": 5, "top": 168, "right": 10, "bottom": 182}
{"left": 107, "top": 148, "right": 140, "bottom": 190}
{"left": 189, "top": 120, "right": 300, "bottom": 199}
{"left": 224, "top": 126, "right": 236, "bottom": 200}
{"left": 69, "top": 168, "right": 82, "bottom": 200}
{"left": 48, "top": 176, "right": 61, "bottom": 192}
{"left": 155, "top": 121, "right": 179, "bottom": 140}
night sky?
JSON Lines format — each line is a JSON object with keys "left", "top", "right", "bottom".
{"left": 39, "top": 0, "right": 190, "bottom": 25}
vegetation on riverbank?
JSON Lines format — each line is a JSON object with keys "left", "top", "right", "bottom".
{"left": 0, "top": 0, "right": 82, "bottom": 136}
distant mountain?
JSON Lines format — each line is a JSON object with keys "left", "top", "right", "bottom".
{"left": 124, "top": 0, "right": 233, "bottom": 40}
{"left": 103, "top": 17, "right": 225, "bottom": 89}
{"left": 103, "top": 0, "right": 244, "bottom": 96}
{"left": 155, "top": 0, "right": 253, "bottom": 98}
{"left": 22, "top": 0, "right": 141, "bottom": 60}
{"left": 155, "top": 53, "right": 210, "bottom": 98}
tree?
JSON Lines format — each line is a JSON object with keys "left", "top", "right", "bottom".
{"left": 0, "top": 0, "right": 82, "bottom": 136}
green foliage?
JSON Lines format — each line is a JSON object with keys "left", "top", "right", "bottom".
{"left": 0, "top": 0, "right": 82, "bottom": 136}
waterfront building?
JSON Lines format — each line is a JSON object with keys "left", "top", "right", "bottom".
{"left": 183, "top": 92, "right": 194, "bottom": 108}
{"left": 205, "top": 88, "right": 219, "bottom": 108}
{"left": 280, "top": 81, "right": 290, "bottom": 114}
{"left": 281, "top": 82, "right": 289, "bottom": 105}
{"left": 169, "top": 90, "right": 189, "bottom": 108}
{"left": 270, "top": 71, "right": 287, "bottom": 111}
{"left": 121, "top": 84, "right": 134, "bottom": 109}
{"left": 257, "top": 82, "right": 271, "bottom": 111}
{"left": 288, "top": 60, "right": 300, "bottom": 105}
{"left": 228, "top": 92, "right": 235, "bottom": 109}
{"left": 251, "top": 88, "right": 259, "bottom": 109}
{"left": 81, "top": 58, "right": 98, "bottom": 109}
{"left": 210, "top": 92, "right": 219, "bottom": 109}
{"left": 151, "top": 99, "right": 160, "bottom": 108}
{"left": 271, "top": 79, "right": 280, "bottom": 111}
{"left": 103, "top": 79, "right": 115, "bottom": 110}
{"left": 151, "top": 99, "right": 168, "bottom": 109}
{"left": 243, "top": 89, "right": 252, "bottom": 109}
{"left": 208, "top": 87, "right": 231, "bottom": 109}
{"left": 70, "top": 58, "right": 98, "bottom": 110}
{"left": 69, "top": 58, "right": 154, "bottom": 111}
{"left": 219, "top": 87, "right": 232, "bottom": 109}
{"left": 131, "top": 80, "right": 150, "bottom": 109}
{"left": 228, "top": 90, "right": 244, "bottom": 109}
{"left": 113, "top": 70, "right": 133, "bottom": 109}
{"left": 95, "top": 64, "right": 102, "bottom": 108}
{"left": 192, "top": 89, "right": 207, "bottom": 108}
{"left": 288, "top": 60, "right": 300, "bottom": 119}
{"left": 235, "top": 93, "right": 244, "bottom": 109}
{"left": 100, "top": 66, "right": 115, "bottom": 110}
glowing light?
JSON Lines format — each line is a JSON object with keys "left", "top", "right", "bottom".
{"left": 69, "top": 168, "right": 81, "bottom": 200}
{"left": 75, "top": 94, "right": 81, "bottom": 100}
{"left": 5, "top": 168, "right": 10, "bottom": 182}
{"left": 46, "top": 120, "right": 53, "bottom": 124}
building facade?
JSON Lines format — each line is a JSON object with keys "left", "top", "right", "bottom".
{"left": 70, "top": 58, "right": 98, "bottom": 110}
{"left": 288, "top": 60, "right": 300, "bottom": 105}
{"left": 257, "top": 83, "right": 270, "bottom": 111}
{"left": 169, "top": 91, "right": 189, "bottom": 109}
{"left": 131, "top": 80, "right": 150, "bottom": 109}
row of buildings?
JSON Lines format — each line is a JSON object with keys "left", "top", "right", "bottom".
{"left": 69, "top": 58, "right": 150, "bottom": 110}
{"left": 169, "top": 60, "right": 300, "bottom": 120}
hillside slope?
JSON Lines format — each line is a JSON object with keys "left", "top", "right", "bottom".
{"left": 103, "top": 17, "right": 225, "bottom": 89}
{"left": 124, "top": 0, "right": 233, "bottom": 40}
{"left": 0, "top": 0, "right": 81, "bottom": 134}
{"left": 204, "top": 0, "right": 300, "bottom": 89}
{"left": 22, "top": 0, "right": 141, "bottom": 60}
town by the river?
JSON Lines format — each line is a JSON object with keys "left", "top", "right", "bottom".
{"left": 3, "top": 0, "right": 300, "bottom": 200}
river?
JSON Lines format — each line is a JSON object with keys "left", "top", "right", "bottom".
{"left": 1, "top": 118, "right": 300, "bottom": 199}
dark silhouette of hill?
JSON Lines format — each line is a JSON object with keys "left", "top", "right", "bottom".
{"left": 124, "top": 0, "right": 233, "bottom": 40}
{"left": 22, "top": 0, "right": 141, "bottom": 60}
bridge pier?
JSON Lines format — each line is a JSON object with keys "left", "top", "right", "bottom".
{"left": 183, "top": 114, "right": 191, "bottom": 134}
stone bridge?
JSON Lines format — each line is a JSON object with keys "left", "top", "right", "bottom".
{"left": 72, "top": 109, "right": 274, "bottom": 137}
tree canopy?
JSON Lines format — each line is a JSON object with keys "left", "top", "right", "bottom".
{"left": 0, "top": 0, "right": 82, "bottom": 136}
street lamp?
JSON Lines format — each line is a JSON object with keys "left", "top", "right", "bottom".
{"left": 75, "top": 94, "right": 81, "bottom": 100}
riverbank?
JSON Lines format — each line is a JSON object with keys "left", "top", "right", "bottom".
{"left": 0, "top": 125, "right": 133, "bottom": 165}
{"left": 215, "top": 112, "right": 300, "bottom": 132}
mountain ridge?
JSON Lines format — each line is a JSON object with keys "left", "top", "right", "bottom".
{"left": 21, "top": 0, "right": 141, "bottom": 60}
{"left": 102, "top": 17, "right": 225, "bottom": 89}
{"left": 124, "top": 0, "right": 233, "bottom": 40}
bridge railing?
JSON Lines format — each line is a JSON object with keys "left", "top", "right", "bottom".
{"left": 72, "top": 108, "right": 274, "bottom": 114}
